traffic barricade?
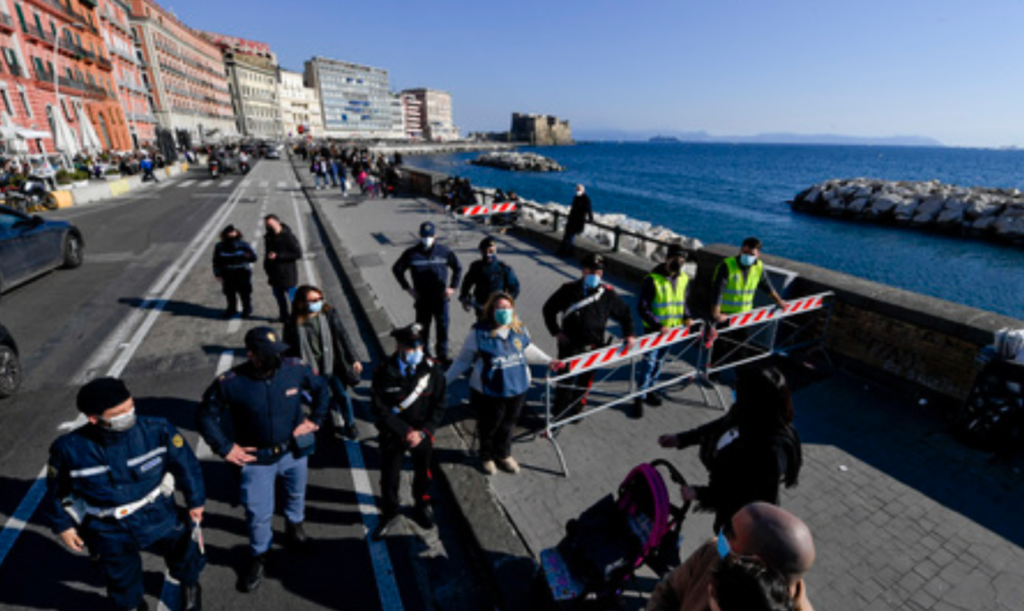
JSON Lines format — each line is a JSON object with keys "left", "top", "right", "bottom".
{"left": 446, "top": 201, "right": 519, "bottom": 244}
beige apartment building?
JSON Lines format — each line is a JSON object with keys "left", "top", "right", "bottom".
{"left": 202, "top": 32, "right": 281, "bottom": 139}
{"left": 278, "top": 67, "right": 321, "bottom": 138}
{"left": 401, "top": 88, "right": 456, "bottom": 141}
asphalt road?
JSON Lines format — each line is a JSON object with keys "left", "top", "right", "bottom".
{"left": 0, "top": 160, "right": 478, "bottom": 610}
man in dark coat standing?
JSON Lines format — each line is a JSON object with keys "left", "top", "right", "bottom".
{"left": 263, "top": 214, "right": 303, "bottom": 323}
{"left": 558, "top": 184, "right": 593, "bottom": 256}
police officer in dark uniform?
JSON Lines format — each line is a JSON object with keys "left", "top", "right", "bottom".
{"left": 459, "top": 236, "right": 520, "bottom": 319}
{"left": 212, "top": 224, "right": 258, "bottom": 319}
{"left": 195, "top": 327, "right": 329, "bottom": 593}
{"left": 392, "top": 221, "right": 463, "bottom": 365}
{"left": 45, "top": 377, "right": 205, "bottom": 611}
{"left": 370, "top": 323, "right": 446, "bottom": 540}
{"left": 542, "top": 253, "right": 636, "bottom": 420}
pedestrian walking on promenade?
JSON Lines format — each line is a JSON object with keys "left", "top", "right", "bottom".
{"left": 213, "top": 224, "right": 258, "bottom": 319}
{"left": 311, "top": 156, "right": 328, "bottom": 190}
{"left": 392, "top": 221, "right": 463, "bottom": 365}
{"left": 283, "top": 285, "right": 365, "bottom": 440}
{"left": 542, "top": 253, "right": 636, "bottom": 421}
{"left": 370, "top": 324, "right": 446, "bottom": 539}
{"left": 448, "top": 293, "right": 562, "bottom": 474}
{"left": 657, "top": 366, "right": 803, "bottom": 534}
{"left": 558, "top": 184, "right": 593, "bottom": 256}
{"left": 263, "top": 214, "right": 303, "bottom": 323}
{"left": 44, "top": 377, "right": 206, "bottom": 611}
{"left": 633, "top": 244, "right": 693, "bottom": 419}
{"left": 196, "top": 327, "right": 330, "bottom": 593}
{"left": 459, "top": 237, "right": 520, "bottom": 319}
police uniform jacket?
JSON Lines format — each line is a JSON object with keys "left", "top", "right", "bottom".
{"left": 459, "top": 259, "right": 520, "bottom": 308}
{"left": 44, "top": 417, "right": 205, "bottom": 549}
{"left": 542, "top": 279, "right": 635, "bottom": 348}
{"left": 370, "top": 354, "right": 446, "bottom": 440}
{"left": 196, "top": 358, "right": 329, "bottom": 460}
{"left": 213, "top": 239, "right": 257, "bottom": 278}
{"left": 392, "top": 243, "right": 463, "bottom": 306}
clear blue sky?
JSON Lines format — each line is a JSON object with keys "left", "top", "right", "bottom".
{"left": 167, "top": 0, "right": 1024, "bottom": 147}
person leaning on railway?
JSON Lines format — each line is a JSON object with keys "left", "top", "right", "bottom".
{"left": 370, "top": 323, "right": 446, "bottom": 540}
{"left": 44, "top": 377, "right": 205, "bottom": 611}
{"left": 212, "top": 224, "right": 257, "bottom": 319}
{"left": 633, "top": 244, "right": 693, "bottom": 420}
{"left": 542, "top": 252, "right": 636, "bottom": 421}
{"left": 459, "top": 236, "right": 521, "bottom": 320}
{"left": 447, "top": 292, "right": 563, "bottom": 475}
{"left": 195, "top": 327, "right": 330, "bottom": 593}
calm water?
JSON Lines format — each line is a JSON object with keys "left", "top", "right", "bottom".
{"left": 409, "top": 143, "right": 1024, "bottom": 320}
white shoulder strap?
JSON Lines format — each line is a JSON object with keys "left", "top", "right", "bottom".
{"left": 563, "top": 287, "right": 605, "bottom": 319}
{"left": 392, "top": 373, "right": 432, "bottom": 414}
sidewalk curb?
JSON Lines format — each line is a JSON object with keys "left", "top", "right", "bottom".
{"left": 286, "top": 156, "right": 538, "bottom": 611}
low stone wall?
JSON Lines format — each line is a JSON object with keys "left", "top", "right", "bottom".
{"left": 790, "top": 178, "right": 1024, "bottom": 245}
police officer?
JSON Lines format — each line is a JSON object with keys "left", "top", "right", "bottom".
{"left": 370, "top": 323, "right": 446, "bottom": 540}
{"left": 213, "top": 224, "right": 258, "bottom": 319}
{"left": 459, "top": 237, "right": 520, "bottom": 319}
{"left": 392, "top": 221, "right": 463, "bottom": 365}
{"left": 195, "top": 327, "right": 329, "bottom": 593}
{"left": 45, "top": 377, "right": 205, "bottom": 611}
{"left": 542, "top": 253, "right": 636, "bottom": 421}
{"left": 632, "top": 244, "right": 693, "bottom": 419}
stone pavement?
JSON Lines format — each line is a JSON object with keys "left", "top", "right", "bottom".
{"left": 291, "top": 158, "right": 1024, "bottom": 611}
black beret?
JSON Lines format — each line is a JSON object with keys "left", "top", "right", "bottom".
{"left": 77, "top": 377, "right": 132, "bottom": 415}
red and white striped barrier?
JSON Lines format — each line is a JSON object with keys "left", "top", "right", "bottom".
{"left": 725, "top": 293, "right": 828, "bottom": 330}
{"left": 459, "top": 202, "right": 518, "bottom": 217}
{"left": 557, "top": 322, "right": 704, "bottom": 377}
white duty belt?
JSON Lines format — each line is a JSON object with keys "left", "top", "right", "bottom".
{"left": 63, "top": 473, "right": 175, "bottom": 524}
{"left": 391, "top": 374, "right": 431, "bottom": 415}
{"left": 562, "top": 287, "right": 605, "bottom": 320}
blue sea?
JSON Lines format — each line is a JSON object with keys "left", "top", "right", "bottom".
{"left": 409, "top": 143, "right": 1024, "bottom": 320}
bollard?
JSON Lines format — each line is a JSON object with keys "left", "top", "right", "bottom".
{"left": 552, "top": 210, "right": 561, "bottom": 233}
{"left": 612, "top": 227, "right": 622, "bottom": 253}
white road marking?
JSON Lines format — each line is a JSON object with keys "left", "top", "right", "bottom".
{"left": 179, "top": 179, "right": 196, "bottom": 188}
{"left": 277, "top": 181, "right": 287, "bottom": 189}
{"left": 220, "top": 180, "right": 234, "bottom": 188}
{"left": 199, "top": 180, "right": 214, "bottom": 188}
{"left": 242, "top": 180, "right": 252, "bottom": 188}
{"left": 259, "top": 180, "right": 269, "bottom": 188}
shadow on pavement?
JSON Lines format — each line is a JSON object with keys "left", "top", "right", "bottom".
{"left": 119, "top": 297, "right": 225, "bottom": 321}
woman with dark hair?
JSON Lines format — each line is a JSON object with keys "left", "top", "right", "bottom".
{"left": 446, "top": 292, "right": 563, "bottom": 475}
{"left": 212, "top": 224, "right": 257, "bottom": 318}
{"left": 658, "top": 365, "right": 802, "bottom": 533}
{"left": 283, "top": 285, "right": 365, "bottom": 440}
{"left": 710, "top": 555, "right": 794, "bottom": 611}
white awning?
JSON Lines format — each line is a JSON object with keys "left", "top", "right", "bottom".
{"left": 51, "top": 105, "right": 80, "bottom": 156}
{"left": 76, "top": 104, "right": 103, "bottom": 152}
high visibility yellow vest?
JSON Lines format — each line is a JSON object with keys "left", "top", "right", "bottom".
{"left": 719, "top": 257, "right": 762, "bottom": 314}
{"left": 646, "top": 272, "right": 689, "bottom": 329}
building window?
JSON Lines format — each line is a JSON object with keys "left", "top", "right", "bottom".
{"left": 0, "top": 87, "right": 13, "bottom": 116}
{"left": 18, "top": 86, "right": 31, "bottom": 118}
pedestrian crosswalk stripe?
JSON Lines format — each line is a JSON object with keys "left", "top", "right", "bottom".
{"left": 220, "top": 180, "right": 233, "bottom": 188}
{"left": 259, "top": 180, "right": 269, "bottom": 188}
{"left": 179, "top": 179, "right": 196, "bottom": 188}
{"left": 277, "top": 181, "right": 287, "bottom": 189}
{"left": 199, "top": 180, "right": 213, "bottom": 187}
{"left": 242, "top": 180, "right": 252, "bottom": 188}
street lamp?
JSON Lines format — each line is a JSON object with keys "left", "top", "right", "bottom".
{"left": 52, "top": 21, "right": 85, "bottom": 168}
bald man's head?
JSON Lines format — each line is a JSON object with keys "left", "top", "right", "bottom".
{"left": 730, "top": 502, "right": 816, "bottom": 584}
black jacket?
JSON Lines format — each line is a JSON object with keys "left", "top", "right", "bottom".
{"left": 565, "top": 193, "right": 593, "bottom": 235}
{"left": 213, "top": 239, "right": 257, "bottom": 278}
{"left": 392, "top": 243, "right": 462, "bottom": 305}
{"left": 370, "top": 354, "right": 446, "bottom": 439}
{"left": 263, "top": 225, "right": 302, "bottom": 287}
{"left": 543, "top": 279, "right": 635, "bottom": 349}
{"left": 283, "top": 307, "right": 362, "bottom": 386}
{"left": 459, "top": 258, "right": 520, "bottom": 308}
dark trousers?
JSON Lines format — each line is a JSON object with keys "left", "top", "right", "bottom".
{"left": 271, "top": 285, "right": 297, "bottom": 322}
{"left": 414, "top": 299, "right": 450, "bottom": 359}
{"left": 473, "top": 390, "right": 526, "bottom": 461}
{"left": 379, "top": 433, "right": 433, "bottom": 517}
{"left": 553, "top": 343, "right": 597, "bottom": 419}
{"left": 558, "top": 230, "right": 579, "bottom": 255}
{"left": 222, "top": 272, "right": 252, "bottom": 315}
{"left": 90, "top": 520, "right": 204, "bottom": 610}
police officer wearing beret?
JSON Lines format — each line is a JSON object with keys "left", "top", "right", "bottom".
{"left": 195, "top": 327, "right": 329, "bottom": 592}
{"left": 542, "top": 253, "right": 636, "bottom": 421}
{"left": 370, "top": 324, "right": 446, "bottom": 540}
{"left": 392, "top": 221, "right": 463, "bottom": 365}
{"left": 44, "top": 377, "right": 205, "bottom": 611}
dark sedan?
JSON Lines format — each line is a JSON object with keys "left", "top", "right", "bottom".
{"left": 0, "top": 322, "right": 19, "bottom": 397}
{"left": 0, "top": 204, "right": 84, "bottom": 297}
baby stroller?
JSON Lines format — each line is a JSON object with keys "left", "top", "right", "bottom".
{"left": 538, "top": 460, "right": 691, "bottom": 607}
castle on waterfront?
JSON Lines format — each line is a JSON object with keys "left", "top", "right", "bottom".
{"left": 472, "top": 113, "right": 574, "bottom": 146}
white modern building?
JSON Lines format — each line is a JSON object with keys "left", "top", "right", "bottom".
{"left": 278, "top": 68, "right": 323, "bottom": 137}
{"left": 401, "top": 88, "right": 456, "bottom": 141}
{"left": 303, "top": 56, "right": 401, "bottom": 139}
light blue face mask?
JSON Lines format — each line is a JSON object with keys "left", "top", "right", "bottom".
{"left": 717, "top": 528, "right": 732, "bottom": 559}
{"left": 739, "top": 254, "right": 757, "bottom": 267}
{"left": 308, "top": 301, "right": 323, "bottom": 314}
{"left": 583, "top": 274, "right": 601, "bottom": 290}
{"left": 495, "top": 308, "right": 514, "bottom": 326}
{"left": 402, "top": 349, "right": 424, "bottom": 367}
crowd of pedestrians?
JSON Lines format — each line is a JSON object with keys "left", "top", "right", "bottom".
{"left": 300, "top": 143, "right": 401, "bottom": 198}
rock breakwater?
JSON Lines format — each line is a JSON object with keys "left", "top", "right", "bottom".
{"left": 790, "top": 178, "right": 1024, "bottom": 245}
{"left": 471, "top": 151, "right": 565, "bottom": 172}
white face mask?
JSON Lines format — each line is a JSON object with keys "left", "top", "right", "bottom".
{"left": 421, "top": 237, "right": 435, "bottom": 249}
{"left": 104, "top": 408, "right": 137, "bottom": 432}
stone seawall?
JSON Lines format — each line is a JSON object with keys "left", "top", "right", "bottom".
{"left": 790, "top": 178, "right": 1024, "bottom": 245}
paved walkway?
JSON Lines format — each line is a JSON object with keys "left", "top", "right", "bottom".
{"left": 296, "top": 161, "right": 1024, "bottom": 611}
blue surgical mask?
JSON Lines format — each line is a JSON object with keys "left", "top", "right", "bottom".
{"left": 485, "top": 253, "right": 496, "bottom": 263}
{"left": 739, "top": 254, "right": 757, "bottom": 267}
{"left": 308, "top": 301, "right": 323, "bottom": 314}
{"left": 583, "top": 274, "right": 601, "bottom": 290}
{"left": 402, "top": 349, "right": 424, "bottom": 367}
{"left": 717, "top": 529, "right": 732, "bottom": 559}
{"left": 495, "top": 308, "right": 513, "bottom": 326}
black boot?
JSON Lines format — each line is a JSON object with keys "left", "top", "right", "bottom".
{"left": 285, "top": 521, "right": 312, "bottom": 552}
{"left": 242, "top": 553, "right": 265, "bottom": 593}
{"left": 181, "top": 583, "right": 202, "bottom": 611}
{"left": 645, "top": 392, "right": 663, "bottom": 407}
{"left": 412, "top": 504, "right": 435, "bottom": 530}
{"left": 630, "top": 397, "right": 644, "bottom": 420}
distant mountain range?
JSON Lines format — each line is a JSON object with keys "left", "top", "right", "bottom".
{"left": 573, "top": 129, "right": 943, "bottom": 147}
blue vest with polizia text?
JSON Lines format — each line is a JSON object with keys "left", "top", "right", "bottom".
{"left": 474, "top": 324, "right": 531, "bottom": 397}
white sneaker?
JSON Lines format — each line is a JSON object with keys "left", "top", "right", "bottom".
{"left": 482, "top": 460, "right": 497, "bottom": 475}
{"left": 498, "top": 456, "right": 520, "bottom": 474}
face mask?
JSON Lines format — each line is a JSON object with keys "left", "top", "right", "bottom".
{"left": 308, "top": 301, "right": 323, "bottom": 314}
{"left": 484, "top": 253, "right": 496, "bottom": 263}
{"left": 739, "top": 254, "right": 757, "bottom": 267}
{"left": 495, "top": 308, "right": 514, "bottom": 326}
{"left": 421, "top": 237, "right": 435, "bottom": 249}
{"left": 668, "top": 260, "right": 683, "bottom": 274}
{"left": 254, "top": 354, "right": 282, "bottom": 375}
{"left": 583, "top": 274, "right": 601, "bottom": 290}
{"left": 402, "top": 349, "right": 424, "bottom": 367}
{"left": 104, "top": 408, "right": 137, "bottom": 433}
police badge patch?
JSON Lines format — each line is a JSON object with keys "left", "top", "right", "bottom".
{"left": 513, "top": 338, "right": 523, "bottom": 352}
{"left": 172, "top": 434, "right": 184, "bottom": 449}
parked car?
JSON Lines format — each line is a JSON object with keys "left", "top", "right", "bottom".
{"left": 265, "top": 148, "right": 281, "bottom": 160}
{"left": 0, "top": 204, "right": 84, "bottom": 298}
{"left": 0, "top": 322, "right": 20, "bottom": 398}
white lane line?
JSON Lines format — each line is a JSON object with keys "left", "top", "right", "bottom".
{"left": 179, "top": 179, "right": 197, "bottom": 188}
{"left": 0, "top": 179, "right": 250, "bottom": 570}
{"left": 288, "top": 188, "right": 403, "bottom": 610}
{"left": 277, "top": 181, "right": 287, "bottom": 189}
{"left": 242, "top": 180, "right": 252, "bottom": 188}
{"left": 259, "top": 180, "right": 269, "bottom": 188}
{"left": 220, "top": 180, "right": 234, "bottom": 188}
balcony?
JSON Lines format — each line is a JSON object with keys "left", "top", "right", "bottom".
{"left": 24, "top": 26, "right": 56, "bottom": 46}
{"left": 80, "top": 0, "right": 97, "bottom": 8}
{"left": 33, "top": 66, "right": 55, "bottom": 89}
{"left": 96, "top": 55, "right": 112, "bottom": 71}
{"left": 0, "top": 12, "right": 14, "bottom": 33}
